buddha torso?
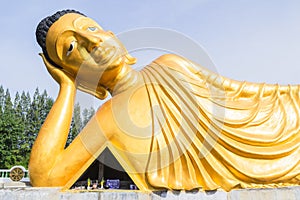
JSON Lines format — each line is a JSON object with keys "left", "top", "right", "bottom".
{"left": 99, "top": 54, "right": 300, "bottom": 191}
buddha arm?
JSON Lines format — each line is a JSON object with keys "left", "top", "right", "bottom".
{"left": 29, "top": 82, "right": 76, "bottom": 186}
{"left": 29, "top": 87, "right": 111, "bottom": 187}
{"left": 29, "top": 54, "right": 113, "bottom": 187}
{"left": 44, "top": 105, "right": 111, "bottom": 187}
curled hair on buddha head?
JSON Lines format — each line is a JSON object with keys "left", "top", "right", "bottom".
{"left": 35, "top": 9, "right": 86, "bottom": 68}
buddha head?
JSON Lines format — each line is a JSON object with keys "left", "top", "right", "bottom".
{"left": 36, "top": 9, "right": 136, "bottom": 99}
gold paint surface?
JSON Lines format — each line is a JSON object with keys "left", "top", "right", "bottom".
{"left": 29, "top": 13, "right": 300, "bottom": 192}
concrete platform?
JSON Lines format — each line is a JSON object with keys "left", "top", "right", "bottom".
{"left": 1, "top": 181, "right": 27, "bottom": 188}
{"left": 0, "top": 186, "right": 299, "bottom": 200}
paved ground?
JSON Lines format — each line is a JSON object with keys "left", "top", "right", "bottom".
{"left": 0, "top": 186, "right": 300, "bottom": 200}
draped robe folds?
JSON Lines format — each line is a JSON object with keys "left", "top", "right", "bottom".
{"left": 139, "top": 55, "right": 300, "bottom": 191}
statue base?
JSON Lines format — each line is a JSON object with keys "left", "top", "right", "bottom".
{"left": 0, "top": 186, "right": 299, "bottom": 200}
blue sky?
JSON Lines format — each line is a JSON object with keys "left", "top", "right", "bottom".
{"left": 1, "top": 0, "right": 300, "bottom": 108}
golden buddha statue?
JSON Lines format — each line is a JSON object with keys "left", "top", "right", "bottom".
{"left": 29, "top": 10, "right": 300, "bottom": 191}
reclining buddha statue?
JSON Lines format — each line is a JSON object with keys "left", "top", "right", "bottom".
{"left": 29, "top": 9, "right": 300, "bottom": 191}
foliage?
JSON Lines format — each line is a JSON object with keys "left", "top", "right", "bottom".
{"left": 0, "top": 86, "right": 95, "bottom": 169}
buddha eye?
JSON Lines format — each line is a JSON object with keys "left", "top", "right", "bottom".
{"left": 66, "top": 41, "right": 76, "bottom": 57}
{"left": 87, "top": 27, "right": 98, "bottom": 32}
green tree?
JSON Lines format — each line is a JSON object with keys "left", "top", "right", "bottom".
{"left": 66, "top": 102, "right": 83, "bottom": 147}
{"left": 39, "top": 90, "right": 53, "bottom": 121}
{"left": 0, "top": 86, "right": 4, "bottom": 113}
{"left": 25, "top": 88, "right": 53, "bottom": 163}
{"left": 82, "top": 107, "right": 95, "bottom": 128}
{"left": 26, "top": 89, "right": 53, "bottom": 166}
{"left": 26, "top": 88, "right": 41, "bottom": 150}
{"left": 0, "top": 89, "right": 22, "bottom": 168}
{"left": 13, "top": 92, "right": 28, "bottom": 166}
{"left": 66, "top": 104, "right": 96, "bottom": 147}
{"left": 19, "top": 91, "right": 32, "bottom": 165}
{"left": 0, "top": 86, "right": 96, "bottom": 168}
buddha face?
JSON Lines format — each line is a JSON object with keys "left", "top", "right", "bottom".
{"left": 45, "top": 13, "right": 133, "bottom": 80}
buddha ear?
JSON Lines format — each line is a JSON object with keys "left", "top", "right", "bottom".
{"left": 107, "top": 30, "right": 114, "bottom": 36}
{"left": 77, "top": 83, "right": 108, "bottom": 100}
{"left": 95, "top": 86, "right": 109, "bottom": 100}
{"left": 125, "top": 53, "right": 137, "bottom": 65}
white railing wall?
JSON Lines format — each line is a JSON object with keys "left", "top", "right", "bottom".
{"left": 0, "top": 167, "right": 29, "bottom": 183}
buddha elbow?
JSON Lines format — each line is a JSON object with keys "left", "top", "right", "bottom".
{"left": 29, "top": 167, "right": 65, "bottom": 187}
{"left": 28, "top": 168, "right": 50, "bottom": 187}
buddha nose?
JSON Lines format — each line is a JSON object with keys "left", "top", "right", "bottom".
{"left": 76, "top": 31, "right": 102, "bottom": 52}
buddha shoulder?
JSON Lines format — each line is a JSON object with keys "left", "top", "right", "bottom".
{"left": 153, "top": 54, "right": 191, "bottom": 68}
{"left": 152, "top": 54, "right": 209, "bottom": 75}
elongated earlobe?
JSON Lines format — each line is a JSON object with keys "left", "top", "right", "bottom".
{"left": 77, "top": 83, "right": 108, "bottom": 100}
{"left": 95, "top": 85, "right": 109, "bottom": 100}
{"left": 125, "top": 53, "right": 137, "bottom": 65}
